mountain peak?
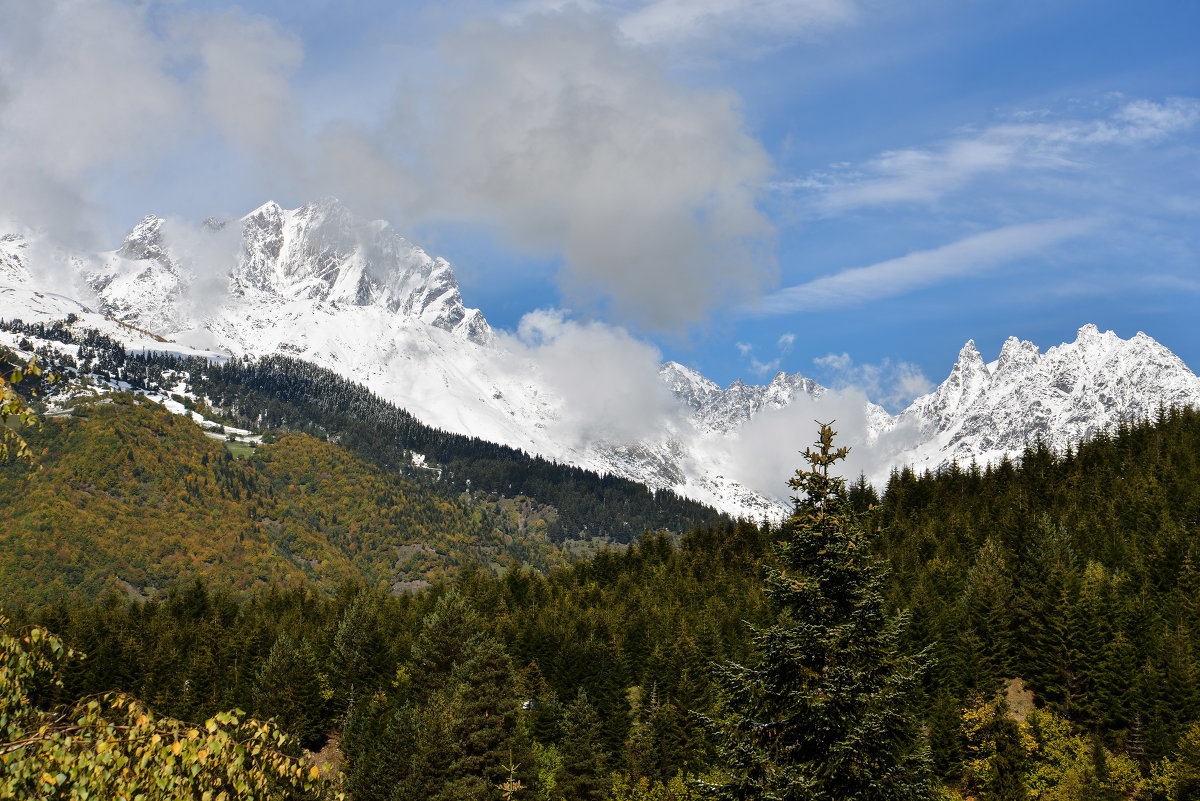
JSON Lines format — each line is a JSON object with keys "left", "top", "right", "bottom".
{"left": 899, "top": 336, "right": 992, "bottom": 434}
{"left": 996, "top": 336, "right": 1039, "bottom": 374}
{"left": 117, "top": 215, "right": 167, "bottom": 262}
{"left": 231, "top": 200, "right": 491, "bottom": 342}
{"left": 951, "top": 339, "right": 989, "bottom": 376}
{"left": 659, "top": 361, "right": 722, "bottom": 411}
{"left": 244, "top": 200, "right": 283, "bottom": 221}
{"left": 300, "top": 196, "right": 349, "bottom": 215}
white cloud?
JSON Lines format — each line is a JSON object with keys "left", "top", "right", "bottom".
{"left": 408, "top": 11, "right": 775, "bottom": 330}
{"left": 0, "top": 0, "right": 304, "bottom": 246}
{"left": 505, "top": 308, "right": 682, "bottom": 446}
{"left": 2, "top": 2, "right": 779, "bottom": 333}
{"left": 754, "top": 218, "right": 1096, "bottom": 314}
{"left": 784, "top": 97, "right": 1200, "bottom": 214}
{"left": 177, "top": 9, "right": 303, "bottom": 153}
{"left": 736, "top": 333, "right": 804, "bottom": 376}
{"left": 703, "top": 385, "right": 924, "bottom": 499}
{"left": 0, "top": 0, "right": 188, "bottom": 243}
{"left": 618, "top": 0, "right": 859, "bottom": 52}
{"left": 156, "top": 218, "right": 244, "bottom": 321}
{"left": 750, "top": 357, "right": 781, "bottom": 376}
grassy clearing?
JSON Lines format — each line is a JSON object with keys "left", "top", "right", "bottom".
{"left": 224, "top": 440, "right": 257, "bottom": 459}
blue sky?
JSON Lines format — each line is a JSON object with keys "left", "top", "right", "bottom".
{"left": 1, "top": 0, "right": 1197, "bottom": 410}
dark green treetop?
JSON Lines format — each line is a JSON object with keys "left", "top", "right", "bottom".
{"left": 712, "top": 422, "right": 934, "bottom": 801}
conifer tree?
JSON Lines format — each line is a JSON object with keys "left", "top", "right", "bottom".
{"left": 557, "top": 689, "right": 610, "bottom": 801}
{"left": 252, "top": 630, "right": 328, "bottom": 748}
{"left": 712, "top": 422, "right": 934, "bottom": 800}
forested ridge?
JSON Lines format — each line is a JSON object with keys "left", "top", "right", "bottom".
{"left": 0, "top": 395, "right": 577, "bottom": 604}
{"left": 8, "top": 406, "right": 1200, "bottom": 798}
{"left": 1, "top": 317, "right": 724, "bottom": 542}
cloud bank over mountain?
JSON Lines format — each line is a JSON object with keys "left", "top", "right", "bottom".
{"left": 0, "top": 0, "right": 776, "bottom": 334}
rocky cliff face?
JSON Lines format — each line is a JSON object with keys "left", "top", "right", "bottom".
{"left": 234, "top": 200, "right": 489, "bottom": 343}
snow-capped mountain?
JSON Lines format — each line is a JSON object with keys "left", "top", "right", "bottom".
{"left": 86, "top": 199, "right": 490, "bottom": 344}
{"left": 2, "top": 201, "right": 777, "bottom": 513}
{"left": 3, "top": 200, "right": 1199, "bottom": 519}
{"left": 660, "top": 361, "right": 834, "bottom": 435}
{"left": 888, "top": 324, "right": 1200, "bottom": 473}
{"left": 233, "top": 201, "right": 490, "bottom": 342}
{"left": 86, "top": 215, "right": 190, "bottom": 335}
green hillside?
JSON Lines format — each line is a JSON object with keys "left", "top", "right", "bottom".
{"left": 1, "top": 317, "right": 726, "bottom": 543}
{"left": 0, "top": 394, "right": 571, "bottom": 606}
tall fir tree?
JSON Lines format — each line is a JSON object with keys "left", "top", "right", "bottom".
{"left": 251, "top": 630, "right": 328, "bottom": 748}
{"left": 712, "top": 422, "right": 934, "bottom": 801}
{"left": 556, "top": 689, "right": 610, "bottom": 801}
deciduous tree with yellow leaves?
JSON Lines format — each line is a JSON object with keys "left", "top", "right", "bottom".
{"left": 0, "top": 613, "right": 339, "bottom": 799}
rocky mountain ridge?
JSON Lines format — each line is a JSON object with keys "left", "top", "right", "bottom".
{"left": 888, "top": 324, "right": 1200, "bottom": 472}
{"left": 81, "top": 199, "right": 490, "bottom": 344}
{"left": 3, "top": 201, "right": 1199, "bottom": 517}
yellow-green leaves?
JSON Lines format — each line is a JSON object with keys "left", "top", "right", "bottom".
{"left": 0, "top": 616, "right": 342, "bottom": 800}
{"left": 0, "top": 350, "right": 58, "bottom": 463}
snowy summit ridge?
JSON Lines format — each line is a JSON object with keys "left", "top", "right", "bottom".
{"left": 233, "top": 200, "right": 490, "bottom": 343}
{"left": 81, "top": 199, "right": 489, "bottom": 345}
{"left": 3, "top": 200, "right": 1200, "bottom": 519}
{"left": 888, "top": 324, "right": 1200, "bottom": 473}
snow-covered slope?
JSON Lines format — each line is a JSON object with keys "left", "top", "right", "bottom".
{"left": 4, "top": 201, "right": 1200, "bottom": 520}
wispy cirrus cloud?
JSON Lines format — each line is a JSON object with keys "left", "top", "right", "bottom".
{"left": 813, "top": 352, "right": 932, "bottom": 411}
{"left": 780, "top": 97, "right": 1200, "bottom": 214}
{"left": 753, "top": 218, "right": 1097, "bottom": 315}
{"left": 508, "top": 0, "right": 860, "bottom": 55}
{"left": 736, "top": 331, "right": 798, "bottom": 376}
{"left": 618, "top": 0, "right": 859, "bottom": 51}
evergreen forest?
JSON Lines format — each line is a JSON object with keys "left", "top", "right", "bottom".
{"left": 5, "top": 324, "right": 1200, "bottom": 799}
